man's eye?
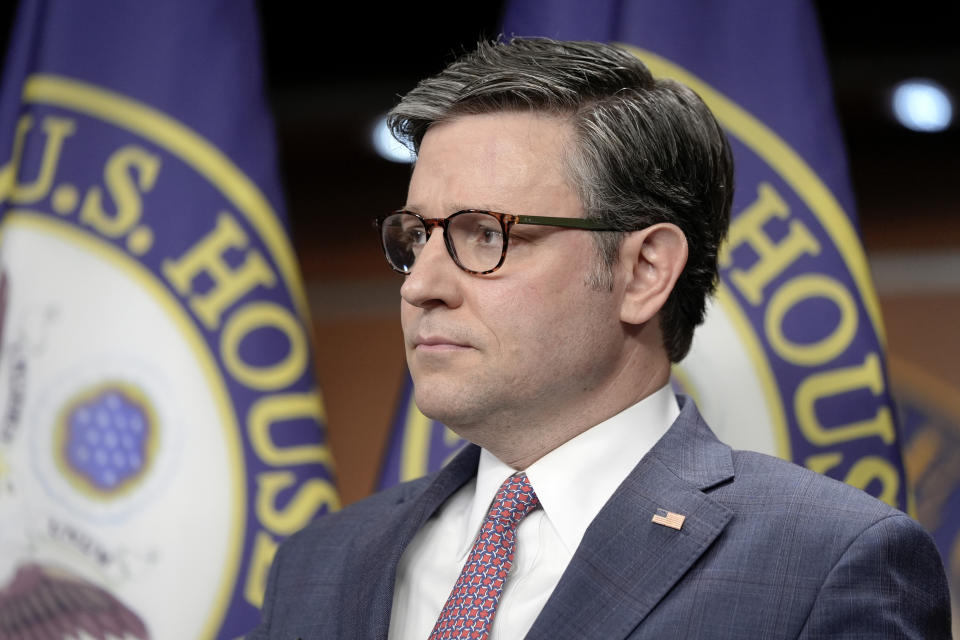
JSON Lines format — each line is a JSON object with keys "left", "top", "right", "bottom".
{"left": 403, "top": 228, "right": 426, "bottom": 244}
{"left": 464, "top": 222, "right": 502, "bottom": 246}
{"left": 478, "top": 227, "right": 502, "bottom": 245}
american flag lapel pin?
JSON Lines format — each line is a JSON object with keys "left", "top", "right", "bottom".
{"left": 651, "top": 508, "right": 686, "bottom": 530}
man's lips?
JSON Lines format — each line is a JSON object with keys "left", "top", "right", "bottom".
{"left": 412, "top": 335, "right": 474, "bottom": 351}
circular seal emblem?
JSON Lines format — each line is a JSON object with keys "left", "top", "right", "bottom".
{"left": 0, "top": 73, "right": 336, "bottom": 638}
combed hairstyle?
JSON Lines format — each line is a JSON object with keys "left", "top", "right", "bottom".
{"left": 388, "top": 37, "right": 733, "bottom": 362}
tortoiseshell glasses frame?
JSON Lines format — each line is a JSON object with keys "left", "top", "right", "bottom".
{"left": 376, "top": 209, "right": 621, "bottom": 275}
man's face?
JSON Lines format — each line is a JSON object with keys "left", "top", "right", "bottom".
{"left": 400, "top": 112, "right": 627, "bottom": 439}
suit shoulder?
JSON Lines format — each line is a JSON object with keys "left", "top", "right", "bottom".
{"left": 722, "top": 448, "right": 902, "bottom": 526}
{"left": 711, "top": 450, "right": 947, "bottom": 614}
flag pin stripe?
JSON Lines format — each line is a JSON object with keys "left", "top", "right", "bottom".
{"left": 651, "top": 508, "right": 685, "bottom": 530}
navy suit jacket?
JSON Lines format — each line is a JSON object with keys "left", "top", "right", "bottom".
{"left": 248, "top": 397, "right": 951, "bottom": 639}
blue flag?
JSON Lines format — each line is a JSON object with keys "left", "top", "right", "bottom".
{"left": 0, "top": 2, "right": 337, "bottom": 638}
{"left": 380, "top": 0, "right": 907, "bottom": 513}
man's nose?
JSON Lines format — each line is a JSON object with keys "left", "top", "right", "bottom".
{"left": 399, "top": 231, "right": 464, "bottom": 309}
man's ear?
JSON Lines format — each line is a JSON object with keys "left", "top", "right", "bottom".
{"left": 618, "top": 223, "right": 688, "bottom": 325}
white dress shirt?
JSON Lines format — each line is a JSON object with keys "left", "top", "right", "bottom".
{"left": 388, "top": 385, "right": 680, "bottom": 640}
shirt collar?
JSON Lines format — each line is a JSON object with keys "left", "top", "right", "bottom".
{"left": 461, "top": 385, "right": 680, "bottom": 557}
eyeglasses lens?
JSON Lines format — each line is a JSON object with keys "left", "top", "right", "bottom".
{"left": 447, "top": 211, "right": 504, "bottom": 272}
{"left": 381, "top": 213, "right": 423, "bottom": 273}
{"left": 381, "top": 212, "right": 505, "bottom": 273}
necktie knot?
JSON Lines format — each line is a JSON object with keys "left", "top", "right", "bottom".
{"left": 488, "top": 473, "right": 540, "bottom": 524}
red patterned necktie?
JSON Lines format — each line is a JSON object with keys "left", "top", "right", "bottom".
{"left": 429, "top": 473, "right": 541, "bottom": 640}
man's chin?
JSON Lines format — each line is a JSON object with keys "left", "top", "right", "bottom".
{"left": 410, "top": 387, "right": 457, "bottom": 422}
{"left": 411, "top": 383, "right": 483, "bottom": 428}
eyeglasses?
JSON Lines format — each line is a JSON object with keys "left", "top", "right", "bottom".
{"left": 375, "top": 209, "right": 622, "bottom": 275}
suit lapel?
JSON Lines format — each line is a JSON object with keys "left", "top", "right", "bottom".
{"left": 527, "top": 398, "right": 734, "bottom": 640}
{"left": 347, "top": 445, "right": 481, "bottom": 640}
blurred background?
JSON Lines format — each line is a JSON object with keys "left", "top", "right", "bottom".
{"left": 1, "top": 0, "right": 957, "bottom": 513}
{"left": 0, "top": 0, "right": 960, "bottom": 504}
{"left": 252, "top": 3, "right": 960, "bottom": 505}
{"left": 1, "top": 2, "right": 957, "bottom": 636}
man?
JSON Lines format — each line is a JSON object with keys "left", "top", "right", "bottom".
{"left": 249, "top": 38, "right": 950, "bottom": 639}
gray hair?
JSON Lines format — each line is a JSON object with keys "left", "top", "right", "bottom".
{"left": 388, "top": 37, "right": 733, "bottom": 362}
